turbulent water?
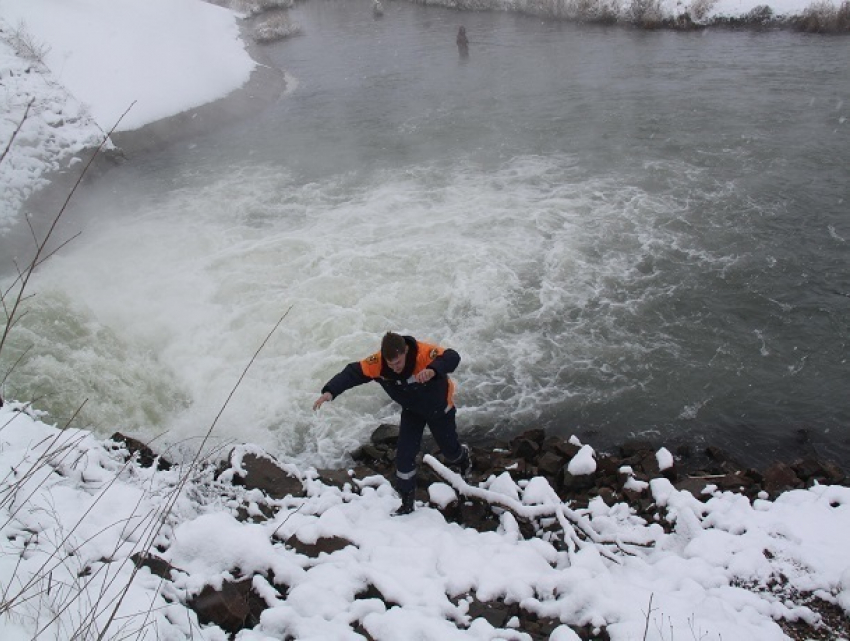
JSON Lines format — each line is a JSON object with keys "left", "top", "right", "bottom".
{"left": 2, "top": 0, "right": 849, "bottom": 469}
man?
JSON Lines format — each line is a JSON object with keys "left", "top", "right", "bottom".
{"left": 456, "top": 25, "right": 469, "bottom": 57}
{"left": 314, "top": 332, "right": 470, "bottom": 515}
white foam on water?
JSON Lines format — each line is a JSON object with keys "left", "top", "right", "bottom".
{"left": 3, "top": 154, "right": 734, "bottom": 465}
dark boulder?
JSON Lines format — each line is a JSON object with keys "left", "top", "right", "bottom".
{"left": 218, "top": 451, "right": 304, "bottom": 500}
{"left": 762, "top": 462, "right": 803, "bottom": 496}
{"left": 131, "top": 552, "right": 175, "bottom": 580}
{"left": 285, "top": 535, "right": 355, "bottom": 558}
{"left": 109, "top": 432, "right": 172, "bottom": 470}
{"left": 370, "top": 423, "right": 398, "bottom": 447}
{"left": 188, "top": 577, "right": 269, "bottom": 635}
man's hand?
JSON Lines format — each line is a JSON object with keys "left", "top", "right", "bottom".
{"left": 313, "top": 392, "right": 333, "bottom": 411}
{"left": 414, "top": 368, "right": 435, "bottom": 384}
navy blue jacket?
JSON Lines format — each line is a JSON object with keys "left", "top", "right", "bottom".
{"left": 322, "top": 336, "right": 459, "bottom": 417}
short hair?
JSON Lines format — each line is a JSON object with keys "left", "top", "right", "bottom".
{"left": 381, "top": 332, "right": 406, "bottom": 360}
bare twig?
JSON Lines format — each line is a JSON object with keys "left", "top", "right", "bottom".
{"left": 0, "top": 101, "right": 135, "bottom": 358}
{"left": 643, "top": 593, "right": 655, "bottom": 641}
{"left": 2, "top": 230, "right": 82, "bottom": 301}
{"left": 1, "top": 344, "right": 32, "bottom": 388}
{"left": 0, "top": 98, "right": 34, "bottom": 167}
{"left": 95, "top": 306, "right": 293, "bottom": 640}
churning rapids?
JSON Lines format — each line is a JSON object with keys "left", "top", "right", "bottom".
{"left": 2, "top": 0, "right": 849, "bottom": 470}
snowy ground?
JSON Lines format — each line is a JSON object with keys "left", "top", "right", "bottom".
{"left": 3, "top": 0, "right": 850, "bottom": 638}
{"left": 0, "top": 0, "right": 254, "bottom": 232}
{"left": 2, "top": 401, "right": 850, "bottom": 640}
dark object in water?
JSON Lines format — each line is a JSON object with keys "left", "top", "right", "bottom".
{"left": 457, "top": 26, "right": 469, "bottom": 57}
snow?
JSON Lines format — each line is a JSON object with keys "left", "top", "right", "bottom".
{"left": 0, "top": 0, "right": 254, "bottom": 231}
{"left": 567, "top": 444, "right": 597, "bottom": 476}
{"left": 3, "top": 0, "right": 850, "bottom": 638}
{"left": 1, "top": 0, "right": 254, "bottom": 133}
{"left": 656, "top": 447, "right": 674, "bottom": 471}
{"left": 3, "top": 401, "right": 850, "bottom": 640}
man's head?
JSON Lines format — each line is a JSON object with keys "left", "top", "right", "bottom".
{"left": 381, "top": 332, "right": 408, "bottom": 373}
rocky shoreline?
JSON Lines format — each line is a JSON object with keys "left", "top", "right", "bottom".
{"left": 115, "top": 425, "right": 850, "bottom": 640}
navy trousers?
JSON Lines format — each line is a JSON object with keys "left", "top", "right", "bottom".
{"left": 395, "top": 407, "right": 463, "bottom": 494}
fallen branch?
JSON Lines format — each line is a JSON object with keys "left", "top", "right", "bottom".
{"left": 423, "top": 454, "right": 649, "bottom": 562}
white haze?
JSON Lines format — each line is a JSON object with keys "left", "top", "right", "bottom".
{"left": 19, "top": 156, "right": 691, "bottom": 464}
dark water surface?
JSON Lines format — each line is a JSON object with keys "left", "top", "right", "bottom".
{"left": 4, "top": 0, "right": 850, "bottom": 469}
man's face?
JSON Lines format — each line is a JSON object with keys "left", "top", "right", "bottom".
{"left": 386, "top": 347, "right": 408, "bottom": 374}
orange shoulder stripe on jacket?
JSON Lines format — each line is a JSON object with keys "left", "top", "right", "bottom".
{"left": 359, "top": 352, "right": 383, "bottom": 378}
{"left": 416, "top": 342, "right": 455, "bottom": 409}
{"left": 413, "top": 342, "right": 444, "bottom": 374}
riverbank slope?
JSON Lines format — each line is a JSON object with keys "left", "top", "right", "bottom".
{"left": 2, "top": 400, "right": 850, "bottom": 640}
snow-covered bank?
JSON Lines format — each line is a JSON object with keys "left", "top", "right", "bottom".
{"left": 0, "top": 0, "right": 255, "bottom": 232}
{"left": 0, "top": 32, "right": 104, "bottom": 234}
{"left": 2, "top": 402, "right": 850, "bottom": 640}
{"left": 413, "top": 0, "right": 849, "bottom": 28}
{"left": 1, "top": 0, "right": 254, "bottom": 134}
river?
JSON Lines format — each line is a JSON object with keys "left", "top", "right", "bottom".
{"left": 3, "top": 0, "right": 849, "bottom": 469}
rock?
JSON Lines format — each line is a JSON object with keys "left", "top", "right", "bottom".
{"left": 432, "top": 495, "right": 463, "bottom": 524}
{"left": 638, "top": 451, "right": 661, "bottom": 478}
{"left": 517, "top": 609, "right": 562, "bottom": 639}
{"left": 131, "top": 552, "right": 175, "bottom": 580}
{"left": 622, "top": 487, "right": 646, "bottom": 504}
{"left": 467, "top": 599, "right": 516, "bottom": 628}
{"left": 547, "top": 438, "right": 581, "bottom": 460}
{"left": 222, "top": 451, "right": 304, "bottom": 500}
{"left": 596, "top": 486, "right": 617, "bottom": 506}
{"left": 355, "top": 584, "right": 399, "bottom": 608}
{"left": 471, "top": 448, "right": 500, "bottom": 475}
{"left": 235, "top": 501, "right": 274, "bottom": 523}
{"left": 352, "top": 444, "right": 389, "bottom": 464}
{"left": 557, "top": 467, "right": 596, "bottom": 493}
{"left": 596, "top": 455, "right": 622, "bottom": 477}
{"left": 188, "top": 577, "right": 267, "bottom": 635}
{"left": 674, "top": 475, "right": 717, "bottom": 498}
{"left": 713, "top": 471, "right": 750, "bottom": 493}
{"left": 109, "top": 432, "right": 172, "bottom": 470}
{"left": 793, "top": 458, "right": 846, "bottom": 485}
{"left": 370, "top": 423, "right": 398, "bottom": 446}
{"left": 762, "top": 462, "right": 802, "bottom": 496}
{"left": 286, "top": 535, "right": 354, "bottom": 557}
{"left": 744, "top": 467, "right": 764, "bottom": 484}
{"left": 317, "top": 468, "right": 355, "bottom": 490}
{"left": 537, "top": 451, "right": 564, "bottom": 477}
{"left": 456, "top": 499, "right": 500, "bottom": 532}
{"left": 512, "top": 438, "right": 541, "bottom": 462}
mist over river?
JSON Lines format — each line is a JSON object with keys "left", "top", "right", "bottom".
{"left": 2, "top": 0, "right": 849, "bottom": 469}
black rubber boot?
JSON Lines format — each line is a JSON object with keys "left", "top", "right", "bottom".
{"left": 394, "top": 491, "right": 415, "bottom": 516}
{"left": 454, "top": 444, "right": 472, "bottom": 481}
